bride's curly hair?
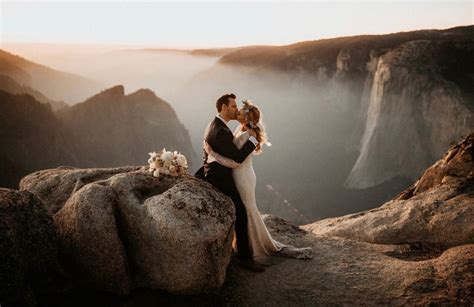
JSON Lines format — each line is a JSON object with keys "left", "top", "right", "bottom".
{"left": 242, "top": 100, "right": 270, "bottom": 154}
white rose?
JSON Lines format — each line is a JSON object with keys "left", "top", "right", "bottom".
{"left": 176, "top": 154, "right": 188, "bottom": 167}
{"left": 163, "top": 169, "right": 170, "bottom": 175}
{"left": 160, "top": 151, "right": 174, "bottom": 161}
{"left": 169, "top": 165, "right": 176, "bottom": 172}
{"left": 149, "top": 152, "right": 158, "bottom": 159}
{"left": 153, "top": 170, "right": 160, "bottom": 177}
{"left": 163, "top": 160, "right": 171, "bottom": 168}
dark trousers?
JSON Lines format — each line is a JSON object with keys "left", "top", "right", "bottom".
{"left": 204, "top": 175, "right": 251, "bottom": 260}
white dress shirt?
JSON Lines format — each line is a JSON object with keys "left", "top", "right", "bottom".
{"left": 215, "top": 114, "right": 258, "bottom": 146}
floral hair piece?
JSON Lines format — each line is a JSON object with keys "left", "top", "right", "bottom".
{"left": 241, "top": 99, "right": 271, "bottom": 152}
{"left": 242, "top": 104, "right": 250, "bottom": 114}
{"left": 242, "top": 100, "right": 255, "bottom": 128}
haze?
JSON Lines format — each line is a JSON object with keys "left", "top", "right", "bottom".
{"left": 0, "top": 44, "right": 407, "bottom": 223}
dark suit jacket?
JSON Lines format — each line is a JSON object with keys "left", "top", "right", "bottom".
{"left": 195, "top": 116, "right": 256, "bottom": 183}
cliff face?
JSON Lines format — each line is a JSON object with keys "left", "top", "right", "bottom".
{"left": 56, "top": 85, "right": 197, "bottom": 169}
{"left": 345, "top": 40, "right": 474, "bottom": 188}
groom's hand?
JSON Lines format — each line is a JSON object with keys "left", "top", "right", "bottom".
{"left": 248, "top": 129, "right": 257, "bottom": 138}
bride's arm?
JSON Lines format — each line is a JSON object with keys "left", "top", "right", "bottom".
{"left": 204, "top": 141, "right": 240, "bottom": 169}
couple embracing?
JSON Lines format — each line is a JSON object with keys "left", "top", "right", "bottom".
{"left": 195, "top": 93, "right": 313, "bottom": 273}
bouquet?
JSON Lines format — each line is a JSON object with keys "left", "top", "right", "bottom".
{"left": 148, "top": 148, "right": 188, "bottom": 178}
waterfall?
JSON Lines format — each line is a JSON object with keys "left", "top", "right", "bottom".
{"left": 344, "top": 58, "right": 391, "bottom": 189}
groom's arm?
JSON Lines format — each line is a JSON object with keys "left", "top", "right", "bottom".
{"left": 212, "top": 129, "right": 256, "bottom": 163}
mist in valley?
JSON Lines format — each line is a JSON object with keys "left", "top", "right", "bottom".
{"left": 5, "top": 44, "right": 410, "bottom": 224}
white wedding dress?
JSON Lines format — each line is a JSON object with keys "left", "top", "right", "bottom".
{"left": 206, "top": 126, "right": 313, "bottom": 263}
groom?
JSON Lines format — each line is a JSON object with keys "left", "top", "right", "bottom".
{"left": 195, "top": 93, "right": 265, "bottom": 272}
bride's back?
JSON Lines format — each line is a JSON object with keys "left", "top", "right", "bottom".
{"left": 233, "top": 128, "right": 256, "bottom": 183}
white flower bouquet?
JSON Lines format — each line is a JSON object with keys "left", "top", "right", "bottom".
{"left": 147, "top": 148, "right": 188, "bottom": 177}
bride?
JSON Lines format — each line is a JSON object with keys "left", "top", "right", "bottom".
{"left": 204, "top": 100, "right": 313, "bottom": 264}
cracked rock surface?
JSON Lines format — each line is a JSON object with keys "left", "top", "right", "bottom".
{"left": 19, "top": 166, "right": 235, "bottom": 296}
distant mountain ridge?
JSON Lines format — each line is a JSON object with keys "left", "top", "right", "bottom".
{"left": 0, "top": 49, "right": 102, "bottom": 103}
{"left": 216, "top": 25, "right": 474, "bottom": 74}
{"left": 0, "top": 86, "right": 197, "bottom": 188}
{"left": 0, "top": 74, "right": 68, "bottom": 111}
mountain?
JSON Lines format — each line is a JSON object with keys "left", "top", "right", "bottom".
{"left": 0, "top": 49, "right": 101, "bottom": 103}
{"left": 0, "top": 86, "right": 197, "bottom": 189}
{"left": 0, "top": 90, "right": 79, "bottom": 188}
{"left": 56, "top": 85, "right": 197, "bottom": 169}
{"left": 217, "top": 25, "right": 474, "bottom": 74}
{"left": 0, "top": 74, "right": 68, "bottom": 111}
{"left": 190, "top": 46, "right": 264, "bottom": 57}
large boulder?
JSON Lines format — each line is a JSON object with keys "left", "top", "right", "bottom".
{"left": 106, "top": 172, "right": 235, "bottom": 294}
{"left": 53, "top": 183, "right": 130, "bottom": 295}
{"left": 0, "top": 188, "right": 58, "bottom": 307}
{"left": 20, "top": 166, "right": 235, "bottom": 295}
{"left": 19, "top": 166, "right": 139, "bottom": 214}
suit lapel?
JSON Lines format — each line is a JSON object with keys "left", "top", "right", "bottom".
{"left": 214, "top": 116, "right": 233, "bottom": 135}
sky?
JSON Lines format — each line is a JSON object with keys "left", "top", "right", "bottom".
{"left": 1, "top": 1, "right": 472, "bottom": 48}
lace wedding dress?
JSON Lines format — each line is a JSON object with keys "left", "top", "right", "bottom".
{"left": 206, "top": 126, "right": 313, "bottom": 263}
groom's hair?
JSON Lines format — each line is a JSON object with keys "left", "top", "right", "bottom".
{"left": 216, "top": 93, "right": 236, "bottom": 112}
